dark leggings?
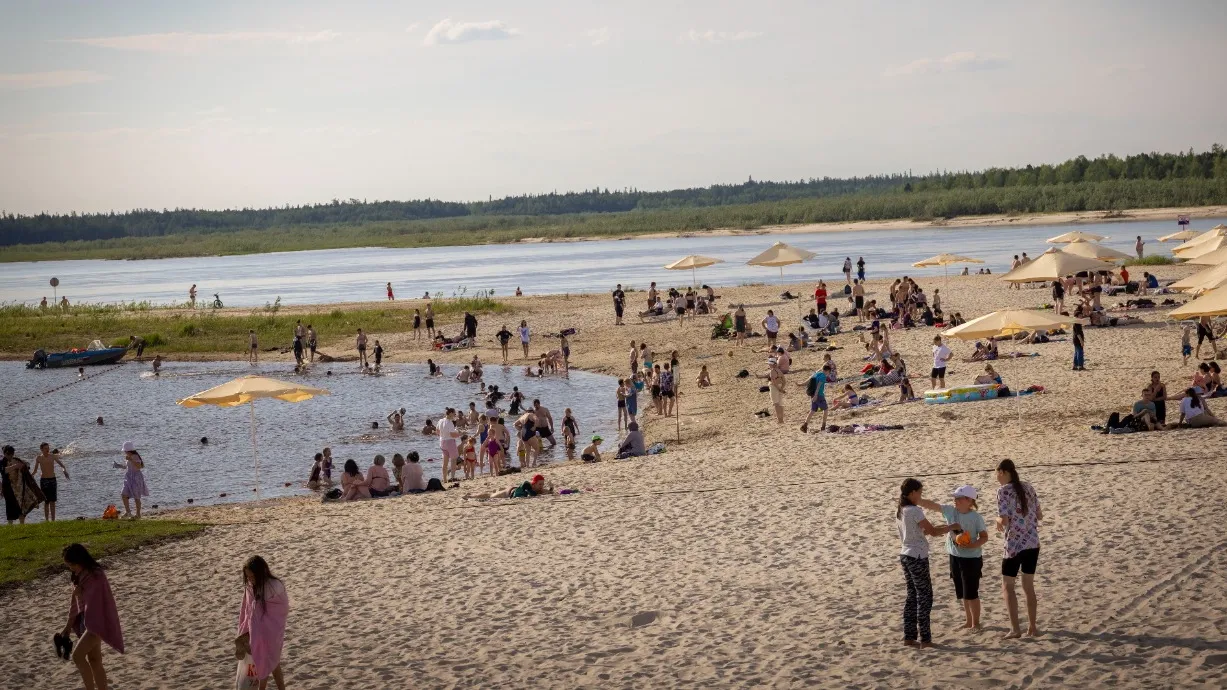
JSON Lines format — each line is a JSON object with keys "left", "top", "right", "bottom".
{"left": 948, "top": 555, "right": 982, "bottom": 600}
{"left": 900, "top": 555, "right": 933, "bottom": 643}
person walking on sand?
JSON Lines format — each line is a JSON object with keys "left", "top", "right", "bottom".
{"left": 856, "top": 256, "right": 866, "bottom": 282}
{"left": 62, "top": 543, "right": 124, "bottom": 690}
{"left": 760, "top": 360, "right": 786, "bottom": 424}
{"left": 734, "top": 305, "right": 748, "bottom": 347}
{"left": 762, "top": 310, "right": 780, "bottom": 350}
{"left": 496, "top": 324, "right": 513, "bottom": 364}
{"left": 799, "top": 362, "right": 832, "bottom": 433}
{"left": 114, "top": 441, "right": 148, "bottom": 519}
{"left": 613, "top": 284, "right": 626, "bottom": 325}
{"left": 1196, "top": 315, "right": 1215, "bottom": 360}
{"left": 386, "top": 282, "right": 395, "bottom": 301}
{"left": 931, "top": 336, "right": 952, "bottom": 389}
{"left": 413, "top": 309, "right": 422, "bottom": 340}
{"left": 995, "top": 459, "right": 1042, "bottom": 638}
{"left": 439, "top": 408, "right": 460, "bottom": 481}
{"left": 1135, "top": 235, "right": 1144, "bottom": 260}
{"left": 842, "top": 257, "right": 852, "bottom": 284}
{"left": 1072, "top": 323, "right": 1086, "bottom": 371}
{"left": 424, "top": 303, "right": 436, "bottom": 337}
{"left": 248, "top": 329, "right": 259, "bottom": 365}
{"left": 189, "top": 283, "right": 197, "bottom": 307}
{"left": 236, "top": 555, "right": 289, "bottom": 690}
{"left": 35, "top": 442, "right": 69, "bottom": 522}
{"left": 518, "top": 320, "right": 531, "bottom": 359}
{"left": 896, "top": 478, "right": 964, "bottom": 648}
{"left": 356, "top": 329, "right": 369, "bottom": 369}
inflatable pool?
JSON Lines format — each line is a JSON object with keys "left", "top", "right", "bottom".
{"left": 924, "top": 383, "right": 1002, "bottom": 404}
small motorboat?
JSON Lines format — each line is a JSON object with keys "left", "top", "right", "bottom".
{"left": 27, "top": 339, "right": 128, "bottom": 369}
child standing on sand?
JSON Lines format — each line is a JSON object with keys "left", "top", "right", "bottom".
{"left": 616, "top": 380, "right": 628, "bottom": 429}
{"left": 461, "top": 435, "right": 477, "bottom": 480}
{"left": 895, "top": 478, "right": 963, "bottom": 648}
{"left": 1182, "top": 323, "right": 1193, "bottom": 365}
{"left": 940, "top": 485, "right": 989, "bottom": 631}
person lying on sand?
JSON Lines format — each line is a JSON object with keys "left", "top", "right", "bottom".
{"left": 463, "top": 473, "right": 554, "bottom": 499}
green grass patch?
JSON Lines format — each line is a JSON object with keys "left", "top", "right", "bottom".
{"left": 0, "top": 298, "right": 509, "bottom": 354}
{"left": 1125, "top": 255, "right": 1177, "bottom": 266}
{"left": 0, "top": 519, "right": 204, "bottom": 589}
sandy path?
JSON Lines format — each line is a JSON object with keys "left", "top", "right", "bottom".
{"left": 3, "top": 265, "right": 1227, "bottom": 688}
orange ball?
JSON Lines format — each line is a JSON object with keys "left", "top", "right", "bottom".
{"left": 955, "top": 531, "right": 973, "bottom": 547}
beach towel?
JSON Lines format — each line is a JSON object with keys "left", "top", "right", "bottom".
{"left": 238, "top": 578, "right": 289, "bottom": 680}
{"left": 14, "top": 466, "right": 45, "bottom": 518}
{"left": 70, "top": 570, "right": 124, "bottom": 653}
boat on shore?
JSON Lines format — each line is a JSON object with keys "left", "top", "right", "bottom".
{"left": 27, "top": 340, "right": 128, "bottom": 369}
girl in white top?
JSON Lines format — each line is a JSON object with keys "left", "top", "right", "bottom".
{"left": 895, "top": 477, "right": 962, "bottom": 647}
{"left": 518, "top": 321, "right": 531, "bottom": 359}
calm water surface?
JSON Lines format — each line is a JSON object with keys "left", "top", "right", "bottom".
{"left": 1, "top": 217, "right": 1220, "bottom": 307}
{"left": 0, "top": 362, "right": 618, "bottom": 522}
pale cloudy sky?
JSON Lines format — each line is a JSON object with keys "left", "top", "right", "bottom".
{"left": 1, "top": 0, "right": 1224, "bottom": 214}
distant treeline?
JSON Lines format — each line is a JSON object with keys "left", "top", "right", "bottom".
{"left": 2, "top": 145, "right": 1226, "bottom": 248}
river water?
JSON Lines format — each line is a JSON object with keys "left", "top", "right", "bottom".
{"left": 1, "top": 217, "right": 1220, "bottom": 307}
{"left": 0, "top": 361, "right": 619, "bottom": 522}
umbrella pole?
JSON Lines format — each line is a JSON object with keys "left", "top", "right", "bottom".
{"left": 250, "top": 400, "right": 260, "bottom": 499}
{"left": 692, "top": 266, "right": 697, "bottom": 289}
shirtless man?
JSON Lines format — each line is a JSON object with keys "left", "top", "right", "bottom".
{"left": 189, "top": 284, "right": 197, "bottom": 307}
{"left": 356, "top": 329, "right": 369, "bottom": 368}
{"left": 294, "top": 319, "right": 305, "bottom": 345}
{"left": 35, "top": 443, "right": 69, "bottom": 522}
{"left": 647, "top": 281, "right": 658, "bottom": 311}
{"left": 456, "top": 365, "right": 473, "bottom": 383}
{"left": 387, "top": 408, "right": 406, "bottom": 431}
{"left": 532, "top": 399, "right": 558, "bottom": 448}
{"left": 424, "top": 303, "right": 436, "bottom": 337}
{"left": 852, "top": 281, "right": 866, "bottom": 322}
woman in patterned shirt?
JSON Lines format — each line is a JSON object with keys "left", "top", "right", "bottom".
{"left": 995, "top": 459, "right": 1043, "bottom": 638}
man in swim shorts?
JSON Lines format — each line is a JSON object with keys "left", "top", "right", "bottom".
{"left": 532, "top": 399, "right": 557, "bottom": 447}
{"left": 35, "top": 442, "right": 69, "bottom": 522}
{"left": 356, "top": 328, "right": 369, "bottom": 368}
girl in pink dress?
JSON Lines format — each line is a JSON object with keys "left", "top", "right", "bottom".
{"left": 115, "top": 441, "right": 149, "bottom": 519}
{"left": 237, "top": 556, "right": 290, "bottom": 689}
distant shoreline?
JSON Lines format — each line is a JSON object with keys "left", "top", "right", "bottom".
{"left": 1, "top": 204, "right": 1224, "bottom": 264}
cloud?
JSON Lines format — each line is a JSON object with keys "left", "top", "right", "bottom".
{"left": 61, "top": 30, "right": 339, "bottom": 54}
{"left": 405, "top": 23, "right": 421, "bottom": 33}
{"left": 0, "top": 70, "right": 111, "bottom": 90}
{"left": 884, "top": 51, "right": 1008, "bottom": 77}
{"left": 423, "top": 19, "right": 519, "bottom": 46}
{"left": 680, "top": 29, "right": 763, "bottom": 44}
{"left": 586, "top": 28, "right": 611, "bottom": 46}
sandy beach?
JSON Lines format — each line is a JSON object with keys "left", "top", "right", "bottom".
{"left": 4, "top": 263, "right": 1227, "bottom": 688}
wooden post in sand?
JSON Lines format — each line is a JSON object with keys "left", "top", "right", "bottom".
{"left": 675, "top": 392, "right": 681, "bottom": 443}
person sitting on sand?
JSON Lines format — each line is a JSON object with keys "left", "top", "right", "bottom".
{"left": 1179, "top": 388, "right": 1226, "bottom": 427}
{"left": 422, "top": 418, "right": 437, "bottom": 435}
{"left": 341, "top": 459, "right": 371, "bottom": 500}
{"left": 367, "top": 455, "right": 394, "bottom": 497}
{"left": 400, "top": 452, "right": 427, "bottom": 492}
{"left": 463, "top": 473, "right": 554, "bottom": 499}
{"left": 893, "top": 353, "right": 916, "bottom": 402}
{"left": 581, "top": 435, "right": 603, "bottom": 462}
{"left": 830, "top": 384, "right": 860, "bottom": 410}
{"left": 617, "top": 422, "right": 646, "bottom": 458}
{"left": 697, "top": 365, "right": 711, "bottom": 388}
{"left": 967, "top": 342, "right": 987, "bottom": 362}
{"left": 974, "top": 364, "right": 1003, "bottom": 386}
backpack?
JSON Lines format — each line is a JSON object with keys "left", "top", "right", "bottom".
{"left": 805, "top": 375, "right": 819, "bottom": 398}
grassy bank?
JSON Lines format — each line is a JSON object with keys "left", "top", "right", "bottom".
{"left": 4, "top": 178, "right": 1225, "bottom": 262}
{"left": 0, "top": 297, "right": 508, "bottom": 355}
{"left": 0, "top": 519, "right": 204, "bottom": 589}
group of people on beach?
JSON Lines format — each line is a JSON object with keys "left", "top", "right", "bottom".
{"left": 3, "top": 442, "right": 147, "bottom": 525}
{"left": 896, "top": 459, "right": 1042, "bottom": 646}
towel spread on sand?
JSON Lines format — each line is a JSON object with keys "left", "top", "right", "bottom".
{"left": 69, "top": 570, "right": 125, "bottom": 653}
{"left": 238, "top": 579, "right": 290, "bottom": 679}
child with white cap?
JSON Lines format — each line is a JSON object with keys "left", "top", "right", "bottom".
{"left": 940, "top": 485, "right": 989, "bottom": 631}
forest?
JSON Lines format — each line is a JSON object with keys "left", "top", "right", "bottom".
{"left": 1, "top": 146, "right": 1225, "bottom": 256}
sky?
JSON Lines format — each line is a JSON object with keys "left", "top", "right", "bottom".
{"left": 1, "top": 0, "right": 1225, "bottom": 215}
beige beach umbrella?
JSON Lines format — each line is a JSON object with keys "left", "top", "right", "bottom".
{"left": 1169, "top": 286, "right": 1227, "bottom": 318}
{"left": 1046, "top": 230, "right": 1108, "bottom": 244}
{"left": 942, "top": 309, "right": 1076, "bottom": 340}
{"left": 664, "top": 255, "right": 724, "bottom": 287}
{"left": 913, "top": 253, "right": 985, "bottom": 281}
{"left": 1169, "top": 261, "right": 1227, "bottom": 294}
{"left": 1158, "top": 229, "right": 1200, "bottom": 242}
{"left": 746, "top": 241, "right": 817, "bottom": 274}
{"left": 1058, "top": 239, "right": 1132, "bottom": 262}
{"left": 1171, "top": 227, "right": 1227, "bottom": 255}
{"left": 1000, "top": 250, "right": 1113, "bottom": 283}
{"left": 1178, "top": 236, "right": 1227, "bottom": 262}
{"left": 1184, "top": 244, "right": 1227, "bottom": 266}
{"left": 178, "top": 376, "right": 330, "bottom": 497}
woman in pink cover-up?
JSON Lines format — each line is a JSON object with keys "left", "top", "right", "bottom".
{"left": 236, "top": 555, "right": 289, "bottom": 689}
{"left": 62, "top": 543, "right": 124, "bottom": 690}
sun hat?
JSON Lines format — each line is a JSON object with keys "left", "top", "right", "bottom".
{"left": 121, "top": 441, "right": 136, "bottom": 453}
{"left": 953, "top": 485, "right": 977, "bottom": 500}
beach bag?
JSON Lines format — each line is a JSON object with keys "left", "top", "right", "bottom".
{"left": 236, "top": 653, "right": 260, "bottom": 690}
{"left": 425, "top": 478, "right": 445, "bottom": 492}
{"left": 102, "top": 504, "right": 119, "bottom": 520}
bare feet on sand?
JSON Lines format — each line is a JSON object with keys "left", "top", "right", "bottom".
{"left": 1003, "top": 629, "right": 1022, "bottom": 639}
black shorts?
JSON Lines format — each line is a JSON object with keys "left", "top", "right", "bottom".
{"left": 425, "top": 318, "right": 435, "bottom": 329}
{"left": 931, "top": 367, "right": 947, "bottom": 378}
{"left": 615, "top": 304, "right": 624, "bottom": 317}
{"left": 948, "top": 555, "right": 982, "bottom": 600}
{"left": 855, "top": 296, "right": 864, "bottom": 309}
{"left": 1001, "top": 547, "right": 1040, "bottom": 577}
{"left": 358, "top": 345, "right": 367, "bottom": 352}
{"left": 537, "top": 428, "right": 554, "bottom": 439}
{"left": 40, "top": 477, "right": 58, "bottom": 503}
{"left": 1198, "top": 324, "right": 1213, "bottom": 344}
{"left": 309, "top": 341, "right": 317, "bottom": 352}
{"left": 662, "top": 389, "right": 675, "bottom": 398}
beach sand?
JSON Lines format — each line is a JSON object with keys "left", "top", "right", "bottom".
{"left": 4, "top": 265, "right": 1227, "bottom": 688}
